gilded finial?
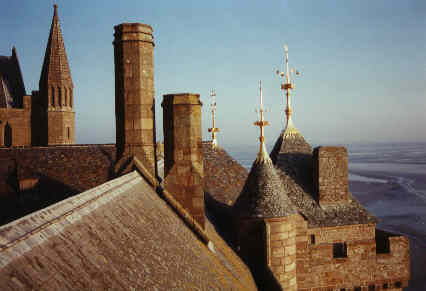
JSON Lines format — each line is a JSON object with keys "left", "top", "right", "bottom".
{"left": 254, "top": 81, "right": 270, "bottom": 162}
{"left": 276, "top": 44, "right": 300, "bottom": 135}
{"left": 208, "top": 89, "right": 220, "bottom": 147}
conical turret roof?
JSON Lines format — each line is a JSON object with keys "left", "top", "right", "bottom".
{"left": 39, "top": 5, "right": 73, "bottom": 87}
{"left": 233, "top": 156, "right": 297, "bottom": 219}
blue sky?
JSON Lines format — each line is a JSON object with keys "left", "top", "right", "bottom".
{"left": 1, "top": 1, "right": 425, "bottom": 149}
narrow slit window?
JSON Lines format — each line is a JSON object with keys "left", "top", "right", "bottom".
{"left": 58, "top": 87, "right": 62, "bottom": 106}
{"left": 51, "top": 87, "right": 55, "bottom": 106}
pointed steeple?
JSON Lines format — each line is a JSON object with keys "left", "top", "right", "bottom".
{"left": 39, "top": 4, "right": 73, "bottom": 87}
{"left": 270, "top": 44, "right": 311, "bottom": 163}
{"left": 233, "top": 82, "right": 297, "bottom": 219}
{"left": 37, "top": 4, "right": 75, "bottom": 145}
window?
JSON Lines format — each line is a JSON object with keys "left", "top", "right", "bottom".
{"left": 383, "top": 283, "right": 388, "bottom": 289}
{"left": 4, "top": 122, "right": 12, "bottom": 147}
{"left": 58, "top": 87, "right": 62, "bottom": 106}
{"left": 67, "top": 127, "right": 70, "bottom": 139}
{"left": 333, "top": 242, "right": 347, "bottom": 258}
{"left": 51, "top": 87, "right": 55, "bottom": 106}
{"left": 368, "top": 285, "right": 375, "bottom": 291}
{"left": 376, "top": 237, "right": 390, "bottom": 254}
{"left": 394, "top": 282, "right": 402, "bottom": 288}
{"left": 70, "top": 89, "right": 73, "bottom": 108}
{"left": 64, "top": 88, "right": 68, "bottom": 106}
{"left": 311, "top": 234, "right": 315, "bottom": 245}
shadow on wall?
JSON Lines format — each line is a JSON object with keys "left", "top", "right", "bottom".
{"left": 205, "top": 191, "right": 234, "bottom": 245}
{"left": 99, "top": 145, "right": 116, "bottom": 180}
{"left": 0, "top": 172, "right": 78, "bottom": 225}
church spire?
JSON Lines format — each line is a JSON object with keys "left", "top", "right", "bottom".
{"left": 39, "top": 4, "right": 73, "bottom": 87}
{"left": 37, "top": 4, "right": 75, "bottom": 145}
{"left": 208, "top": 89, "right": 220, "bottom": 147}
{"left": 254, "top": 81, "right": 270, "bottom": 163}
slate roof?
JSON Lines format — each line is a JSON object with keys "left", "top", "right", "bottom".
{"left": 0, "top": 171, "right": 257, "bottom": 290}
{"left": 270, "top": 127, "right": 377, "bottom": 228}
{"left": 233, "top": 155, "right": 297, "bottom": 219}
{"left": 202, "top": 141, "right": 248, "bottom": 206}
{"left": 0, "top": 48, "right": 26, "bottom": 108}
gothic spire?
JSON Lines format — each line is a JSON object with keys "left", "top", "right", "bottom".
{"left": 39, "top": 4, "right": 73, "bottom": 87}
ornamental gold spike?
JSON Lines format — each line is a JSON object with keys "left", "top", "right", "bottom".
{"left": 276, "top": 44, "right": 300, "bottom": 132}
{"left": 254, "top": 81, "right": 270, "bottom": 162}
{"left": 208, "top": 89, "right": 220, "bottom": 147}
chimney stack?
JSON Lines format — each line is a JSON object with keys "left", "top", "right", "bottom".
{"left": 162, "top": 93, "right": 204, "bottom": 228}
{"left": 113, "top": 23, "right": 157, "bottom": 177}
{"left": 313, "top": 146, "right": 349, "bottom": 205}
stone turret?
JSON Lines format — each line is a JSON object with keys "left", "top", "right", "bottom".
{"left": 113, "top": 23, "right": 157, "bottom": 178}
{"left": 38, "top": 4, "right": 75, "bottom": 145}
{"left": 233, "top": 82, "right": 300, "bottom": 290}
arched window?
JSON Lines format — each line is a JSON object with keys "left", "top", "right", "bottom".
{"left": 58, "top": 87, "right": 62, "bottom": 107}
{"left": 51, "top": 86, "right": 55, "bottom": 106}
{"left": 4, "top": 122, "right": 12, "bottom": 147}
{"left": 67, "top": 127, "right": 71, "bottom": 139}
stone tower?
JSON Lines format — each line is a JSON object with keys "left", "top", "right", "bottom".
{"left": 162, "top": 93, "right": 204, "bottom": 228}
{"left": 113, "top": 23, "right": 157, "bottom": 177}
{"left": 38, "top": 4, "right": 75, "bottom": 145}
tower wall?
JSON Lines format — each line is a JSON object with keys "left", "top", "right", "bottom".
{"left": 113, "top": 23, "right": 156, "bottom": 177}
{"left": 265, "top": 215, "right": 299, "bottom": 291}
{"left": 313, "top": 146, "right": 349, "bottom": 205}
{"left": 162, "top": 93, "right": 204, "bottom": 228}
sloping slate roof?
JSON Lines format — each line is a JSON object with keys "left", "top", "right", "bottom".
{"left": 203, "top": 142, "right": 248, "bottom": 205}
{"left": 270, "top": 129, "right": 377, "bottom": 227}
{"left": 0, "top": 171, "right": 256, "bottom": 290}
{"left": 0, "top": 50, "right": 26, "bottom": 108}
{"left": 233, "top": 157, "right": 297, "bottom": 219}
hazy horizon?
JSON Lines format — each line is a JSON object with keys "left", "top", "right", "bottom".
{"left": 1, "top": 1, "right": 425, "bottom": 148}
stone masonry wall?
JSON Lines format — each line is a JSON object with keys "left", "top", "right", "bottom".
{"left": 313, "top": 146, "right": 349, "bottom": 205}
{"left": 46, "top": 111, "right": 75, "bottom": 145}
{"left": 265, "top": 215, "right": 300, "bottom": 291}
{"left": 0, "top": 96, "right": 31, "bottom": 147}
{"left": 295, "top": 223, "right": 409, "bottom": 290}
{"left": 0, "top": 145, "right": 116, "bottom": 225}
{"left": 162, "top": 93, "right": 204, "bottom": 228}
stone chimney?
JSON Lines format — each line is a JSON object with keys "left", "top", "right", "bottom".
{"left": 113, "top": 23, "right": 157, "bottom": 177}
{"left": 313, "top": 146, "right": 349, "bottom": 205}
{"left": 162, "top": 93, "right": 204, "bottom": 228}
